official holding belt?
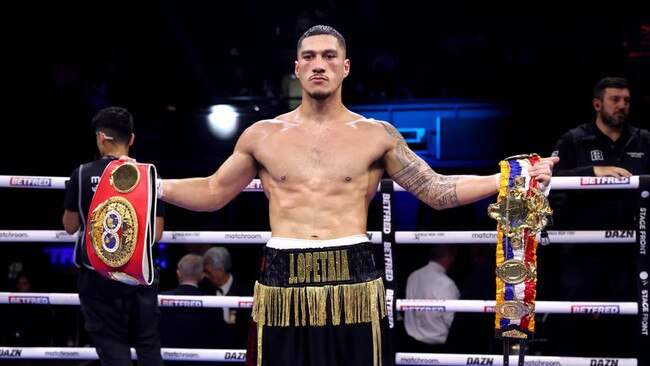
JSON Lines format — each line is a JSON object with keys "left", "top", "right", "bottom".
{"left": 62, "top": 106, "right": 166, "bottom": 366}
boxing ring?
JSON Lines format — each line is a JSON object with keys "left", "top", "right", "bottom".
{"left": 0, "top": 174, "right": 647, "bottom": 365}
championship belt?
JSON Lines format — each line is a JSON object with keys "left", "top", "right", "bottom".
{"left": 85, "top": 160, "right": 158, "bottom": 286}
{"left": 487, "top": 154, "right": 551, "bottom": 359}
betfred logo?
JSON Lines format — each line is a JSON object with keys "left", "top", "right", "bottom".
{"left": 9, "top": 177, "right": 52, "bottom": 187}
{"left": 571, "top": 305, "right": 620, "bottom": 314}
{"left": 8, "top": 296, "right": 50, "bottom": 304}
{"left": 244, "top": 180, "right": 263, "bottom": 190}
{"left": 160, "top": 298, "right": 203, "bottom": 307}
{"left": 238, "top": 300, "right": 253, "bottom": 308}
{"left": 580, "top": 177, "right": 630, "bottom": 185}
{"left": 399, "top": 305, "right": 446, "bottom": 312}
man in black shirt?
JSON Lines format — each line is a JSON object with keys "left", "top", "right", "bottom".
{"left": 552, "top": 76, "right": 650, "bottom": 229}
{"left": 62, "top": 106, "right": 166, "bottom": 365}
{"left": 549, "top": 76, "right": 647, "bottom": 357}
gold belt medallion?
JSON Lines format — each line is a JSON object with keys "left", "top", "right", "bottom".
{"left": 496, "top": 259, "right": 536, "bottom": 285}
{"left": 495, "top": 300, "right": 535, "bottom": 320}
{"left": 110, "top": 163, "right": 141, "bottom": 194}
{"left": 89, "top": 196, "right": 138, "bottom": 268}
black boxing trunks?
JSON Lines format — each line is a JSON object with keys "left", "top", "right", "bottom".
{"left": 85, "top": 160, "right": 158, "bottom": 286}
{"left": 246, "top": 235, "right": 393, "bottom": 366}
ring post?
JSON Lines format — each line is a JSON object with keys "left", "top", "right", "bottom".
{"left": 380, "top": 178, "right": 398, "bottom": 358}
{"left": 636, "top": 175, "right": 650, "bottom": 366}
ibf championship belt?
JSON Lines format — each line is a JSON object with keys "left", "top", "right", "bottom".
{"left": 488, "top": 154, "right": 551, "bottom": 343}
{"left": 85, "top": 160, "right": 158, "bottom": 286}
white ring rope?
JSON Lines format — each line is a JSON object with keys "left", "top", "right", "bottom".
{"left": 0, "top": 346, "right": 638, "bottom": 365}
{"left": 396, "top": 299, "right": 638, "bottom": 315}
{"left": 0, "top": 292, "right": 251, "bottom": 308}
{"left": 0, "top": 175, "right": 642, "bottom": 191}
{"left": 0, "top": 230, "right": 635, "bottom": 244}
{"left": 0, "top": 175, "right": 69, "bottom": 190}
{"left": 0, "top": 292, "right": 637, "bottom": 315}
{"left": 394, "top": 353, "right": 638, "bottom": 366}
{"left": 0, "top": 347, "right": 247, "bottom": 362}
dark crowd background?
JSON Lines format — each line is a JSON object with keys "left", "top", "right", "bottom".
{"left": 1, "top": 1, "right": 649, "bottom": 362}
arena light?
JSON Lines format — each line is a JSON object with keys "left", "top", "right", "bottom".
{"left": 207, "top": 104, "right": 239, "bottom": 139}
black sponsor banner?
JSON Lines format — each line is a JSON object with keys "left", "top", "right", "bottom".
{"left": 637, "top": 175, "right": 650, "bottom": 365}
{"left": 380, "top": 179, "right": 397, "bottom": 331}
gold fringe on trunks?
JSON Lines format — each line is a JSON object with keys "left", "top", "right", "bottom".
{"left": 252, "top": 278, "right": 387, "bottom": 366}
{"left": 253, "top": 277, "right": 386, "bottom": 326}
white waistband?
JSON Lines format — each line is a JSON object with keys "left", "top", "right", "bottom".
{"left": 266, "top": 234, "right": 369, "bottom": 249}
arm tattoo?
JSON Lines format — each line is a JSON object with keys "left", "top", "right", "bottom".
{"left": 381, "top": 122, "right": 460, "bottom": 209}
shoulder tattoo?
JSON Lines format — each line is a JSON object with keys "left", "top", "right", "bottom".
{"left": 381, "top": 122, "right": 460, "bottom": 208}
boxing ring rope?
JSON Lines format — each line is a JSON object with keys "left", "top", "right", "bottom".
{"left": 0, "top": 175, "right": 641, "bottom": 191}
{"left": 0, "top": 229, "right": 636, "bottom": 244}
{"left": 0, "top": 291, "right": 637, "bottom": 315}
{"left": 0, "top": 174, "right": 645, "bottom": 365}
{"left": 0, "top": 347, "right": 637, "bottom": 366}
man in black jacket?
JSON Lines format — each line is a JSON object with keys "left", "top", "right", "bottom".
{"left": 549, "top": 76, "right": 647, "bottom": 357}
{"left": 552, "top": 76, "right": 649, "bottom": 212}
{"left": 551, "top": 76, "right": 649, "bottom": 230}
{"left": 62, "top": 106, "right": 166, "bottom": 365}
